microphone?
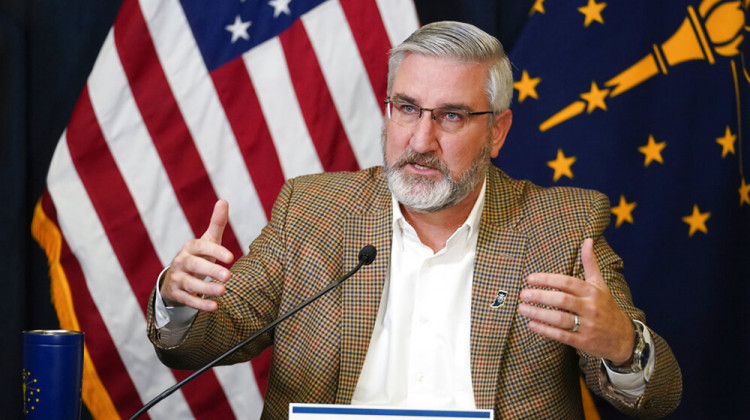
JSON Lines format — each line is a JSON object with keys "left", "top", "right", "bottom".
{"left": 358, "top": 244, "right": 377, "bottom": 265}
{"left": 130, "top": 245, "right": 377, "bottom": 419}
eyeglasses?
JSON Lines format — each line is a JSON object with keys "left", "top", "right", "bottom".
{"left": 384, "top": 98, "right": 494, "bottom": 133}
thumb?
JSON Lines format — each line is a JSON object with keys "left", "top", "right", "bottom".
{"left": 202, "top": 200, "right": 229, "bottom": 244}
{"left": 581, "top": 238, "right": 604, "bottom": 287}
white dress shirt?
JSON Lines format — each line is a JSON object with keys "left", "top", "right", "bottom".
{"left": 351, "top": 180, "right": 488, "bottom": 409}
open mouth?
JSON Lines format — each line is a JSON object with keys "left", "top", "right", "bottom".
{"left": 411, "top": 162, "right": 433, "bottom": 170}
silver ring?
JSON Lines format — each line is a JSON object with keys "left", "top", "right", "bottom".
{"left": 570, "top": 314, "right": 580, "bottom": 332}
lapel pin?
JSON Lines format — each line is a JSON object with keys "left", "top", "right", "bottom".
{"left": 491, "top": 290, "right": 508, "bottom": 308}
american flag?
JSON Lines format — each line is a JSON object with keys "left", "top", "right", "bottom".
{"left": 32, "top": 0, "right": 418, "bottom": 418}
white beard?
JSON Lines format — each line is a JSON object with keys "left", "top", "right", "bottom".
{"left": 387, "top": 165, "right": 456, "bottom": 212}
{"left": 383, "top": 136, "right": 491, "bottom": 213}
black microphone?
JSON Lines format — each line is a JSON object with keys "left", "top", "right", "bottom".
{"left": 130, "top": 245, "right": 377, "bottom": 419}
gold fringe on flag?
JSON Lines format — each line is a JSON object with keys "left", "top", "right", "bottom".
{"left": 581, "top": 376, "right": 602, "bottom": 420}
{"left": 31, "top": 198, "right": 120, "bottom": 419}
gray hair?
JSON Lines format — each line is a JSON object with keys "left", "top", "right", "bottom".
{"left": 387, "top": 21, "right": 513, "bottom": 114}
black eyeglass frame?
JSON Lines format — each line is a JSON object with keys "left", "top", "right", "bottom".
{"left": 384, "top": 98, "right": 495, "bottom": 131}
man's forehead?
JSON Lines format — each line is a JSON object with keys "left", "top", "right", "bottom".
{"left": 391, "top": 55, "right": 489, "bottom": 107}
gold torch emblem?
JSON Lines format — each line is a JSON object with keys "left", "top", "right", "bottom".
{"left": 540, "top": 0, "right": 748, "bottom": 132}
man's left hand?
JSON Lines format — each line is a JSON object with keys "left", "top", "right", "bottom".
{"left": 518, "top": 238, "right": 634, "bottom": 364}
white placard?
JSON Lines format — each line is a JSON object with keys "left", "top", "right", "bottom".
{"left": 289, "top": 404, "right": 493, "bottom": 419}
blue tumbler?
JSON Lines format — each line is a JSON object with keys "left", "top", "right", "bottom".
{"left": 22, "top": 330, "right": 84, "bottom": 419}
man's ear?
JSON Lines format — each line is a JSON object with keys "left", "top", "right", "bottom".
{"left": 490, "top": 109, "right": 512, "bottom": 158}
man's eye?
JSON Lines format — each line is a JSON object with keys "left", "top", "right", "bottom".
{"left": 398, "top": 104, "right": 418, "bottom": 114}
{"left": 441, "top": 111, "right": 465, "bottom": 122}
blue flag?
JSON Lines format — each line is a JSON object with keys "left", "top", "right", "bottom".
{"left": 496, "top": 0, "right": 749, "bottom": 417}
{"left": 181, "top": 0, "right": 327, "bottom": 70}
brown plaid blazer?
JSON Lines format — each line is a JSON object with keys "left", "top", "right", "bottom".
{"left": 148, "top": 165, "right": 681, "bottom": 419}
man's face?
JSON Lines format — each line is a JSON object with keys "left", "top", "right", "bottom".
{"left": 383, "top": 53, "right": 511, "bottom": 212}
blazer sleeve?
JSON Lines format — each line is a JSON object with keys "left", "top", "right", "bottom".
{"left": 577, "top": 191, "right": 682, "bottom": 418}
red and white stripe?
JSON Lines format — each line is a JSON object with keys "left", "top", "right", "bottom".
{"left": 43, "top": 0, "right": 418, "bottom": 418}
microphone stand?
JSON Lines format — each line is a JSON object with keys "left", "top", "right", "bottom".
{"left": 130, "top": 245, "right": 376, "bottom": 419}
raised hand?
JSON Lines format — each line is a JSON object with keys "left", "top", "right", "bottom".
{"left": 518, "top": 238, "right": 634, "bottom": 363}
{"left": 160, "top": 200, "right": 235, "bottom": 312}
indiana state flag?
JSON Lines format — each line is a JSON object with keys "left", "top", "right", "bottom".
{"left": 496, "top": 1, "right": 749, "bottom": 418}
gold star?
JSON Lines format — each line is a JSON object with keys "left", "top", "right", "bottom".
{"left": 579, "top": 81, "right": 609, "bottom": 113}
{"left": 681, "top": 204, "right": 710, "bottom": 237}
{"left": 547, "top": 149, "right": 576, "bottom": 182}
{"left": 739, "top": 178, "right": 750, "bottom": 206}
{"left": 578, "top": 0, "right": 607, "bottom": 27}
{"left": 514, "top": 70, "right": 541, "bottom": 102}
{"left": 715, "top": 126, "right": 736, "bottom": 157}
{"left": 638, "top": 135, "right": 667, "bottom": 167}
{"left": 611, "top": 195, "right": 637, "bottom": 227}
{"left": 530, "top": 0, "right": 545, "bottom": 15}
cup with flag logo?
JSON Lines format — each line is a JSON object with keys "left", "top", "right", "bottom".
{"left": 22, "top": 330, "right": 84, "bottom": 419}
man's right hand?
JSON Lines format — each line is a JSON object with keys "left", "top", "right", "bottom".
{"left": 160, "top": 200, "right": 235, "bottom": 311}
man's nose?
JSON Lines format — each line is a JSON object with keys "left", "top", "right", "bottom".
{"left": 409, "top": 111, "right": 440, "bottom": 153}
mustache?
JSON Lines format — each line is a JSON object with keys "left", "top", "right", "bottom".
{"left": 391, "top": 149, "right": 449, "bottom": 174}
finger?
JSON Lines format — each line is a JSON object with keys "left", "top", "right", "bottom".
{"left": 202, "top": 200, "right": 229, "bottom": 244}
{"left": 519, "top": 287, "right": 577, "bottom": 312}
{"left": 526, "top": 319, "right": 579, "bottom": 346}
{"left": 518, "top": 303, "right": 577, "bottom": 330}
{"left": 162, "top": 271, "right": 226, "bottom": 303}
{"left": 178, "top": 273, "right": 227, "bottom": 297}
{"left": 525, "top": 273, "right": 586, "bottom": 297}
{"left": 178, "top": 254, "right": 232, "bottom": 283}
{"left": 581, "top": 238, "right": 604, "bottom": 287}
{"left": 167, "top": 289, "right": 220, "bottom": 312}
{"left": 182, "top": 239, "right": 234, "bottom": 266}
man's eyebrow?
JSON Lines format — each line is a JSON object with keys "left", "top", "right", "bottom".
{"left": 391, "top": 94, "right": 473, "bottom": 111}
{"left": 437, "top": 102, "right": 473, "bottom": 112}
{"left": 391, "top": 93, "right": 418, "bottom": 104}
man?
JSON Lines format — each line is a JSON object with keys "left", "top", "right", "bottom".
{"left": 148, "top": 21, "right": 682, "bottom": 419}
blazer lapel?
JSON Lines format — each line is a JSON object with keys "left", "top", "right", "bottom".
{"left": 336, "top": 172, "right": 392, "bottom": 403}
{"left": 471, "top": 167, "right": 528, "bottom": 409}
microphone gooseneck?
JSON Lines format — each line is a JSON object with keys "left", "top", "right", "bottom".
{"left": 130, "top": 245, "right": 377, "bottom": 419}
